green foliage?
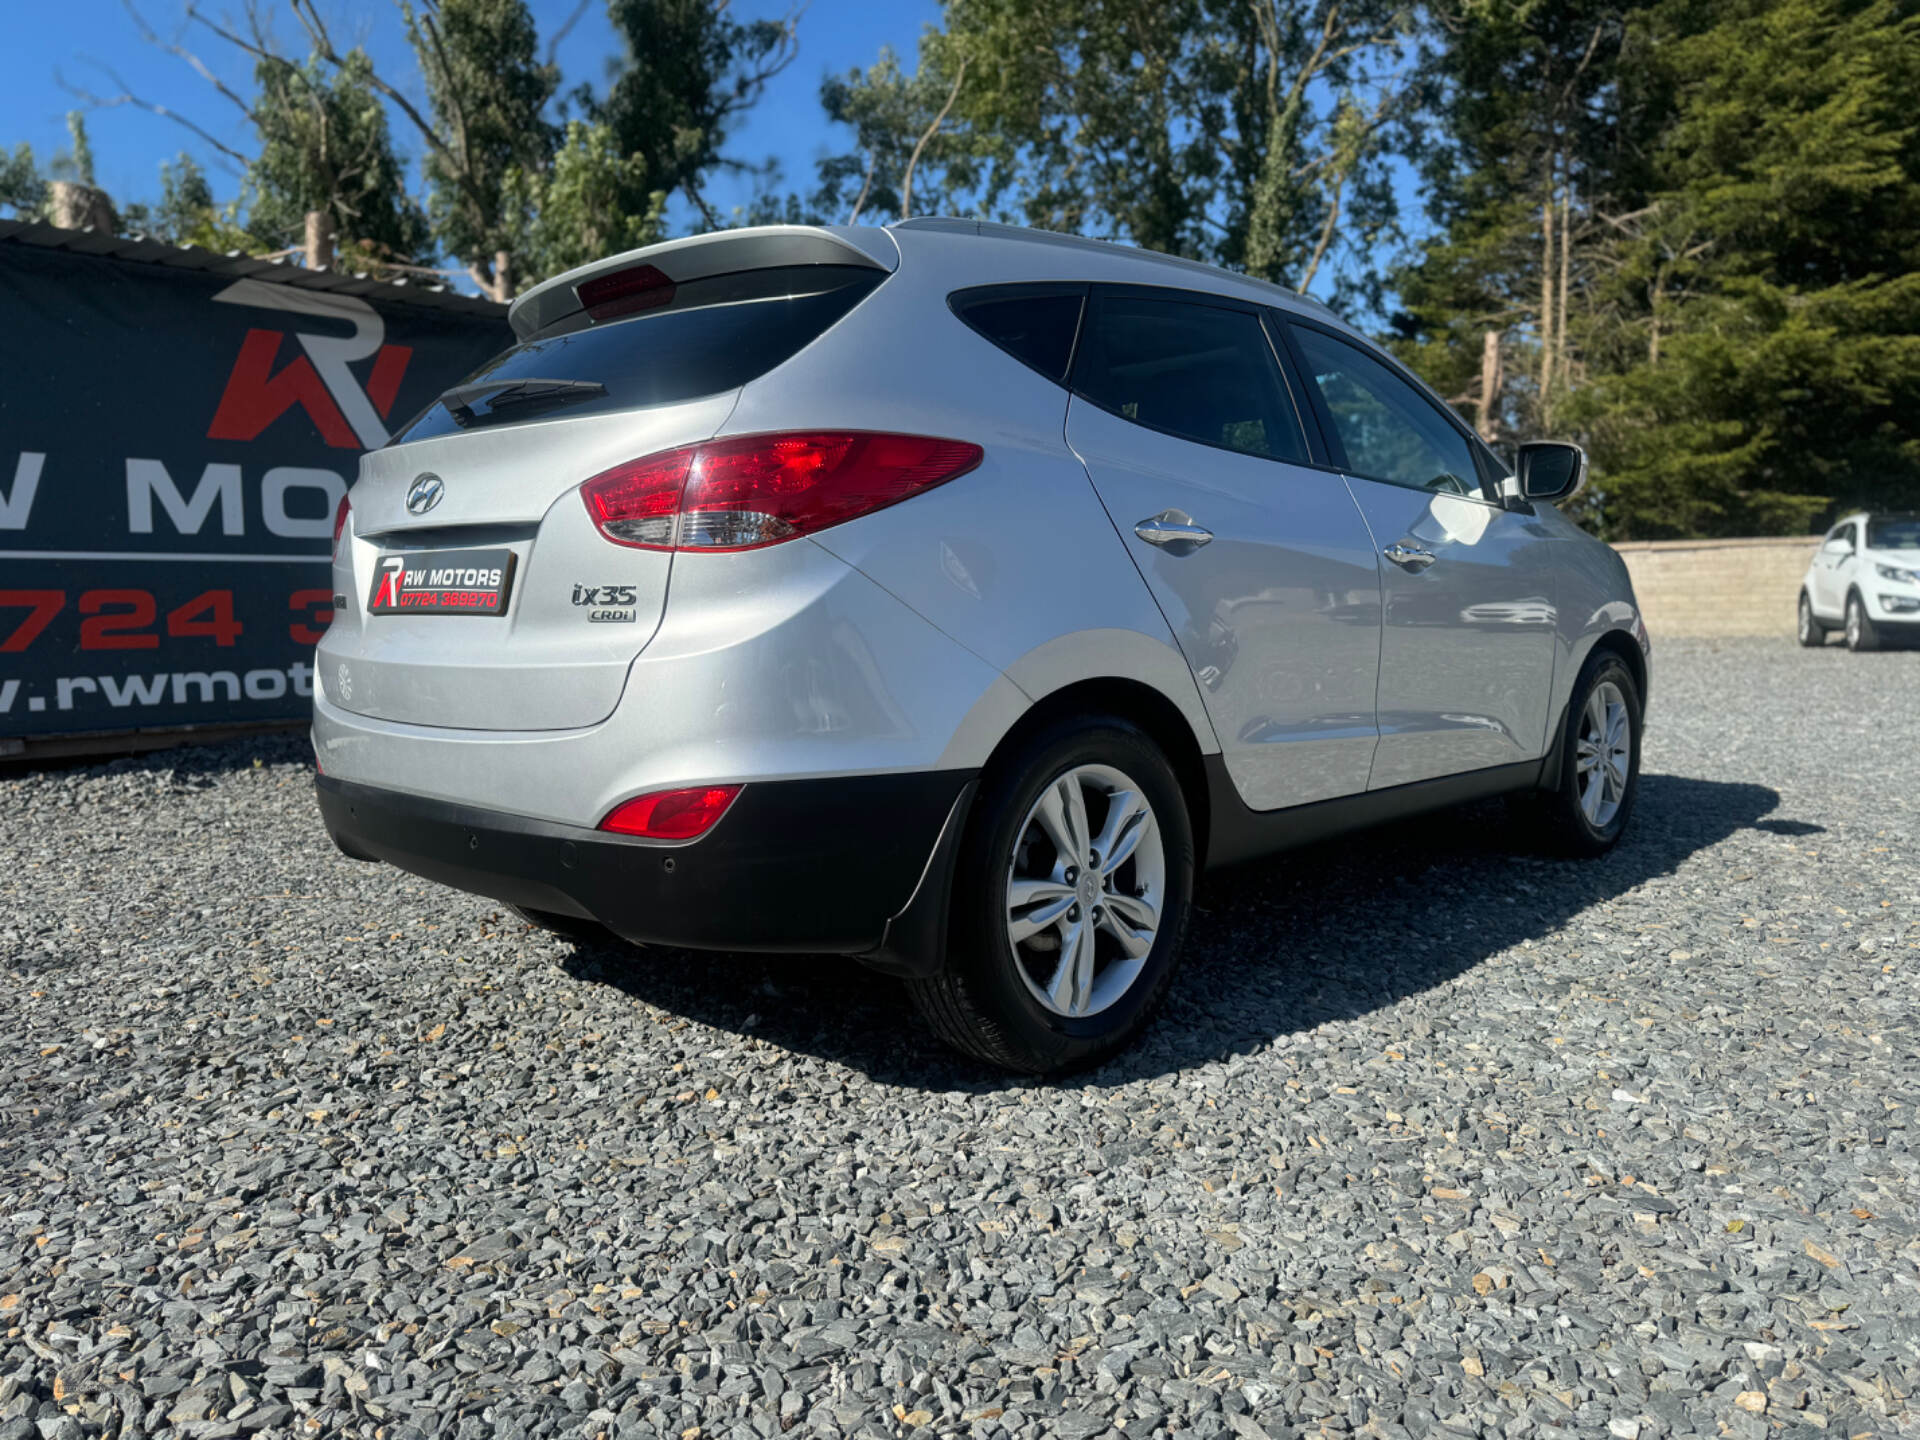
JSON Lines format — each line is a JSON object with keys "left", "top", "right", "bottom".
{"left": 802, "top": 0, "right": 1413, "bottom": 301}
{"left": 243, "top": 49, "right": 431, "bottom": 265}
{"left": 52, "top": 112, "right": 98, "bottom": 187}
{"left": 501, "top": 119, "right": 667, "bottom": 283}
{"left": 1392, "top": 0, "right": 1920, "bottom": 538}
{"left": 0, "top": 143, "right": 47, "bottom": 221}
{"left": 121, "top": 153, "right": 257, "bottom": 251}
{"left": 1576, "top": 0, "right": 1920, "bottom": 536}
{"left": 405, "top": 0, "right": 557, "bottom": 268}
{"left": 589, "top": 0, "right": 797, "bottom": 225}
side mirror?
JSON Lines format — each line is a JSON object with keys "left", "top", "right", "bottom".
{"left": 1516, "top": 441, "right": 1589, "bottom": 503}
{"left": 1821, "top": 535, "right": 1853, "bottom": 555}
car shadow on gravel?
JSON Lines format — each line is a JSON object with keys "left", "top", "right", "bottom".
{"left": 562, "top": 771, "right": 1802, "bottom": 1089}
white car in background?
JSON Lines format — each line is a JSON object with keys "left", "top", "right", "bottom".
{"left": 1800, "top": 512, "right": 1920, "bottom": 651}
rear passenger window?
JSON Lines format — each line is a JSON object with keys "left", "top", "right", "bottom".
{"left": 949, "top": 287, "right": 1084, "bottom": 384}
{"left": 1071, "top": 294, "right": 1310, "bottom": 462}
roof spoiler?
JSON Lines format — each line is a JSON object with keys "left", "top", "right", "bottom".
{"left": 508, "top": 225, "right": 899, "bottom": 341}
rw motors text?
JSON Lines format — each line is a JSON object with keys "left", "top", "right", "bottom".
{"left": 0, "top": 663, "right": 316, "bottom": 717}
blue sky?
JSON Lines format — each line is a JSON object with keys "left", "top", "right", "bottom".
{"left": 2, "top": 0, "right": 942, "bottom": 228}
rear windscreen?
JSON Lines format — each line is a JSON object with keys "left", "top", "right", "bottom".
{"left": 396, "top": 265, "right": 884, "bottom": 443}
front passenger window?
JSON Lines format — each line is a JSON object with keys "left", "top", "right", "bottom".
{"left": 1072, "top": 294, "right": 1310, "bottom": 463}
{"left": 1290, "top": 325, "right": 1485, "bottom": 499}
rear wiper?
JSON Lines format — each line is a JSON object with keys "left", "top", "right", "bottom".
{"left": 440, "top": 377, "right": 607, "bottom": 427}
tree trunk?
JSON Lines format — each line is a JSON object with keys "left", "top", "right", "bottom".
{"left": 1556, "top": 185, "right": 1573, "bottom": 404}
{"left": 304, "top": 210, "right": 336, "bottom": 271}
{"left": 1477, "top": 329, "right": 1504, "bottom": 442}
{"left": 492, "top": 249, "right": 512, "bottom": 304}
{"left": 1538, "top": 171, "right": 1555, "bottom": 425}
{"left": 48, "top": 181, "right": 116, "bottom": 234}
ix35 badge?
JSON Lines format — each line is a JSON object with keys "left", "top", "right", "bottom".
{"left": 571, "top": 583, "right": 637, "bottom": 623}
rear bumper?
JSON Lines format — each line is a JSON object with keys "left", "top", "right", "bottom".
{"left": 316, "top": 769, "right": 973, "bottom": 955}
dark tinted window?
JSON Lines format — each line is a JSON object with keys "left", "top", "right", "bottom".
{"left": 1291, "top": 325, "right": 1485, "bottom": 499}
{"left": 398, "top": 266, "right": 883, "bottom": 442}
{"left": 1072, "top": 294, "right": 1310, "bottom": 462}
{"left": 950, "top": 287, "right": 1083, "bottom": 383}
{"left": 1868, "top": 517, "right": 1920, "bottom": 549}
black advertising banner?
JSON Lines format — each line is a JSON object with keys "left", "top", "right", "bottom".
{"left": 0, "top": 241, "right": 506, "bottom": 742}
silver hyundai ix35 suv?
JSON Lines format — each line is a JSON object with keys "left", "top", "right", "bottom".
{"left": 314, "top": 218, "right": 1651, "bottom": 1073}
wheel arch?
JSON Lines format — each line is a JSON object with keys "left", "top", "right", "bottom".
{"left": 979, "top": 676, "right": 1215, "bottom": 870}
{"left": 1539, "top": 624, "right": 1646, "bottom": 794}
{"left": 1588, "top": 626, "right": 1647, "bottom": 711}
{"left": 862, "top": 672, "right": 1213, "bottom": 982}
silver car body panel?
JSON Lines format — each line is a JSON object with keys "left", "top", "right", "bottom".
{"left": 321, "top": 396, "right": 735, "bottom": 730}
{"left": 315, "top": 536, "right": 1009, "bottom": 824}
{"left": 316, "top": 218, "right": 1647, "bottom": 842}
{"left": 1341, "top": 480, "right": 1561, "bottom": 789}
{"left": 1066, "top": 396, "right": 1382, "bottom": 809}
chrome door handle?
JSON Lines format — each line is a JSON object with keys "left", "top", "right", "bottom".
{"left": 1134, "top": 510, "right": 1214, "bottom": 555}
{"left": 1384, "top": 542, "right": 1436, "bottom": 571}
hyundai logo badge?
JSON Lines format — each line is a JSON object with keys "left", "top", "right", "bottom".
{"left": 406, "top": 473, "right": 445, "bottom": 515}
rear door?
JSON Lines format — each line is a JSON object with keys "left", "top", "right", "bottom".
{"left": 1066, "top": 288, "right": 1383, "bottom": 810}
{"left": 1279, "top": 318, "right": 1559, "bottom": 789}
{"left": 319, "top": 262, "right": 886, "bottom": 730}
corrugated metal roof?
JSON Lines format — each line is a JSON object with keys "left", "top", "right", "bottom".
{"left": 0, "top": 219, "right": 506, "bottom": 319}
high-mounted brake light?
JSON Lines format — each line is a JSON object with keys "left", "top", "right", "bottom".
{"left": 577, "top": 263, "right": 675, "bottom": 321}
{"left": 598, "top": 784, "right": 742, "bottom": 840}
{"left": 331, "top": 495, "right": 351, "bottom": 561}
{"left": 580, "top": 431, "right": 984, "bottom": 552}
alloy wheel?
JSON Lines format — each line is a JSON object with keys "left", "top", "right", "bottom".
{"left": 1847, "top": 598, "right": 1863, "bottom": 649}
{"left": 1004, "top": 763, "right": 1166, "bottom": 1018}
{"left": 1574, "top": 680, "right": 1632, "bottom": 829}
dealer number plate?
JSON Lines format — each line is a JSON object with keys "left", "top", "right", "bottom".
{"left": 367, "top": 547, "right": 517, "bottom": 616}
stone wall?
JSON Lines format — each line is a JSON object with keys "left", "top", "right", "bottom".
{"left": 1611, "top": 535, "right": 1820, "bottom": 638}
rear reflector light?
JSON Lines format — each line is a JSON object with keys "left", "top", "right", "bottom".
{"left": 580, "top": 431, "right": 984, "bottom": 552}
{"left": 598, "top": 784, "right": 742, "bottom": 840}
{"left": 577, "top": 263, "right": 675, "bottom": 321}
{"left": 331, "top": 495, "right": 351, "bottom": 561}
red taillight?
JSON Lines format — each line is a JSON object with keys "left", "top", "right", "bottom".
{"left": 598, "top": 784, "right": 742, "bottom": 840}
{"left": 579, "top": 431, "right": 984, "bottom": 552}
{"left": 577, "top": 263, "right": 675, "bottom": 321}
{"left": 331, "top": 495, "right": 351, "bottom": 561}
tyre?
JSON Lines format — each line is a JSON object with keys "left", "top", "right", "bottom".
{"left": 1845, "top": 591, "right": 1880, "bottom": 652}
{"left": 909, "top": 715, "right": 1195, "bottom": 1073}
{"left": 510, "top": 904, "right": 616, "bottom": 946}
{"left": 1797, "top": 591, "right": 1828, "bottom": 647}
{"left": 1516, "top": 650, "right": 1643, "bottom": 858}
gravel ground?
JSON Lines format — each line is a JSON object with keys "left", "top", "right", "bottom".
{"left": 2, "top": 636, "right": 1917, "bottom": 1440}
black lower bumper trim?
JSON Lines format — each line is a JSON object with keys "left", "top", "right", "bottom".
{"left": 316, "top": 769, "right": 975, "bottom": 954}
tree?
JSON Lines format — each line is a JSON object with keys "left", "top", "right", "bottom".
{"left": 501, "top": 118, "right": 666, "bottom": 281}
{"left": 589, "top": 0, "right": 800, "bottom": 229}
{"left": 241, "top": 48, "right": 431, "bottom": 265}
{"left": 0, "top": 145, "right": 48, "bottom": 221}
{"left": 1391, "top": 0, "right": 1920, "bottom": 538}
{"left": 1573, "top": 0, "right": 1920, "bottom": 536}
{"left": 812, "top": 0, "right": 1415, "bottom": 301}
{"left": 403, "top": 0, "right": 558, "bottom": 298}
{"left": 1385, "top": 0, "right": 1636, "bottom": 447}
{"left": 119, "top": 151, "right": 254, "bottom": 249}
{"left": 1220, "top": 0, "right": 1421, "bottom": 299}
{"left": 808, "top": 45, "right": 980, "bottom": 223}
{"left": 82, "top": 0, "right": 793, "bottom": 292}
